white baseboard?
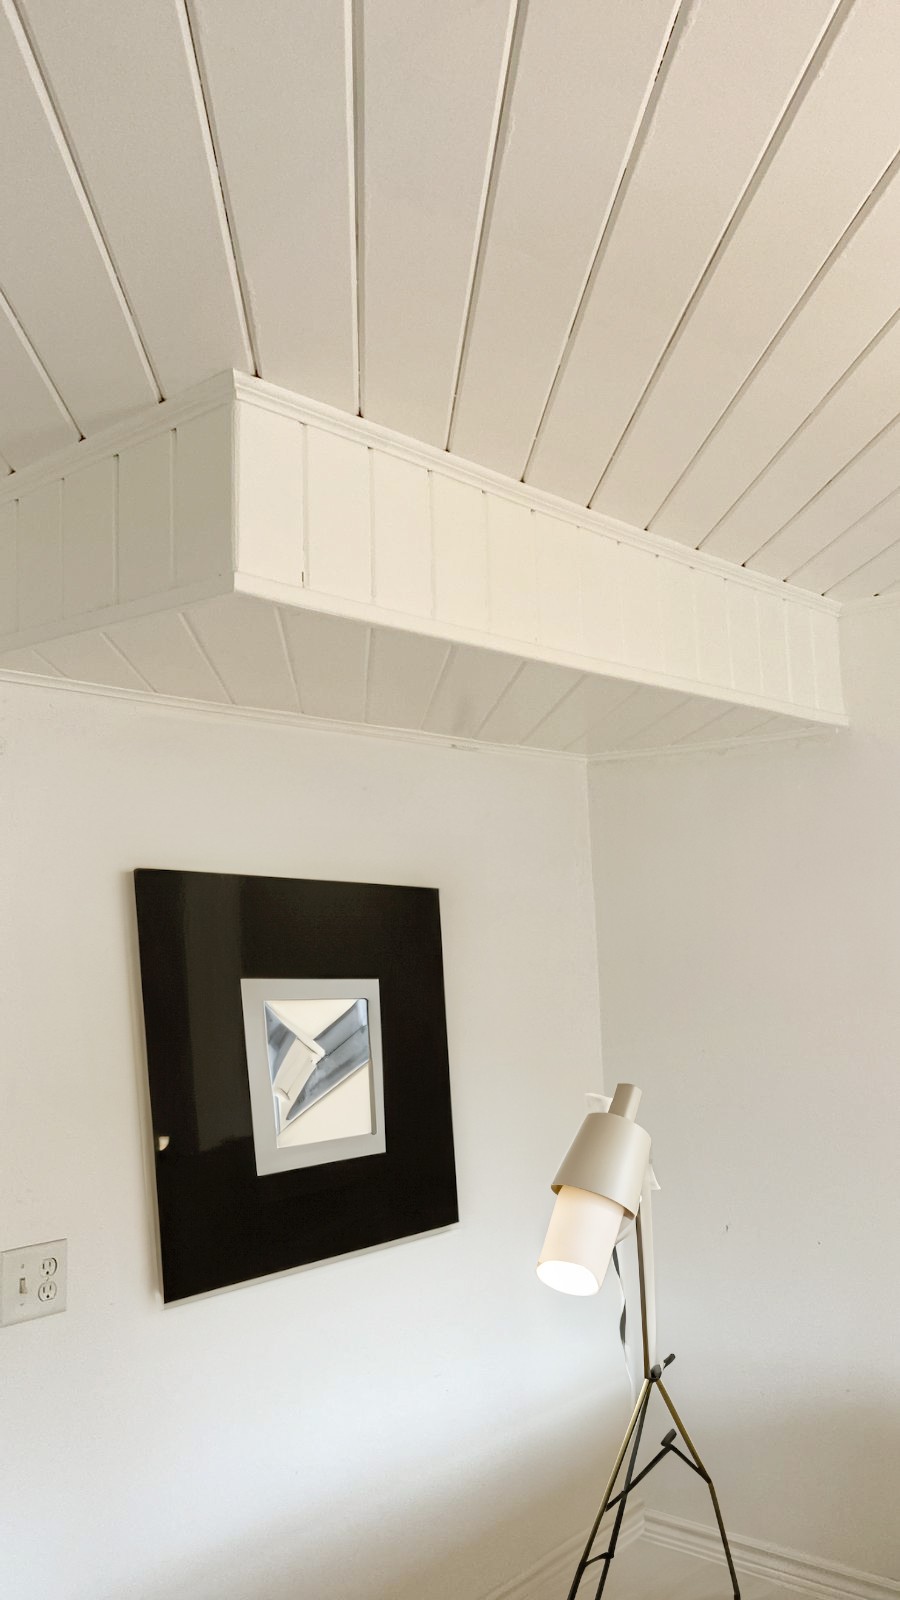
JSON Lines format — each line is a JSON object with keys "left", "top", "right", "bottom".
{"left": 481, "top": 1503, "right": 645, "bottom": 1600}
{"left": 644, "top": 1511, "right": 900, "bottom": 1600}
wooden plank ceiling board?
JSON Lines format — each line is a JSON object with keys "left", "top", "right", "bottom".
{"left": 477, "top": 661, "right": 582, "bottom": 747}
{"left": 587, "top": 686, "right": 690, "bottom": 755}
{"left": 106, "top": 610, "right": 231, "bottom": 704}
{"left": 0, "top": 0, "right": 155, "bottom": 441}
{"left": 359, "top": 0, "right": 515, "bottom": 444}
{"left": 790, "top": 488, "right": 900, "bottom": 596}
{"left": 592, "top": 0, "right": 900, "bottom": 530}
{"left": 523, "top": 0, "right": 838, "bottom": 505}
{"left": 421, "top": 644, "right": 521, "bottom": 739}
{"left": 705, "top": 317, "right": 900, "bottom": 571}
{"left": 280, "top": 609, "right": 369, "bottom": 724}
{"left": 365, "top": 628, "right": 449, "bottom": 733}
{"left": 526, "top": 675, "right": 640, "bottom": 754}
{"left": 187, "top": 595, "right": 299, "bottom": 714}
{"left": 36, "top": 629, "right": 152, "bottom": 693}
{"left": 618, "top": 694, "right": 733, "bottom": 751}
{"left": 747, "top": 412, "right": 900, "bottom": 584}
{"left": 448, "top": 0, "right": 677, "bottom": 480}
{"left": 0, "top": 293, "right": 76, "bottom": 467}
{"left": 189, "top": 0, "right": 357, "bottom": 409}
{"left": 18, "top": 0, "right": 252, "bottom": 395}
{"left": 652, "top": 162, "right": 900, "bottom": 545}
{"left": 826, "top": 532, "right": 900, "bottom": 602}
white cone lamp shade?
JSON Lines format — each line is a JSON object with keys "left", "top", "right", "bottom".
{"left": 537, "top": 1083, "right": 651, "bottom": 1297}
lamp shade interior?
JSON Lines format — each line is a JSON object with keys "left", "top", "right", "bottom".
{"left": 537, "top": 1184, "right": 624, "bottom": 1296}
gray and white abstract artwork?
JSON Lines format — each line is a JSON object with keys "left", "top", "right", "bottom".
{"left": 266, "top": 997, "right": 373, "bottom": 1146}
{"left": 241, "top": 978, "right": 386, "bottom": 1175}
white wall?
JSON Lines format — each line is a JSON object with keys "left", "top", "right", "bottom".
{"left": 0, "top": 679, "right": 625, "bottom": 1600}
{"left": 588, "top": 601, "right": 900, "bottom": 1579}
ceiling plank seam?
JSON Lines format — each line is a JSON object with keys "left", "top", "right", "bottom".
{"left": 180, "top": 0, "right": 260, "bottom": 380}
{"left": 7, "top": 0, "right": 162, "bottom": 403}
{"left": 649, "top": 142, "right": 900, "bottom": 538}
{"left": 585, "top": 0, "right": 852, "bottom": 512}
{"left": 518, "top": 0, "right": 687, "bottom": 486}
{"left": 443, "top": 0, "right": 525, "bottom": 453}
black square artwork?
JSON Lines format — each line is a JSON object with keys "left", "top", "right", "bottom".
{"left": 133, "top": 870, "right": 458, "bottom": 1301}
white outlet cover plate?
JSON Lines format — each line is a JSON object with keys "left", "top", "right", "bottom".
{"left": 0, "top": 1239, "right": 67, "bottom": 1326}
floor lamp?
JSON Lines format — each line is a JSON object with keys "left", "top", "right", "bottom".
{"left": 538, "top": 1083, "right": 740, "bottom": 1600}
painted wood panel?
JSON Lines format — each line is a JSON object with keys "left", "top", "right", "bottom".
{"left": 487, "top": 497, "right": 538, "bottom": 645}
{"left": 62, "top": 457, "right": 116, "bottom": 618}
{"left": 0, "top": 1, "right": 154, "bottom": 435}
{"left": 525, "top": 0, "right": 837, "bottom": 504}
{"left": 421, "top": 644, "right": 520, "bottom": 738}
{"left": 19, "top": 0, "right": 251, "bottom": 394}
{"left": 188, "top": 595, "right": 299, "bottom": 714}
{"left": 749, "top": 413, "right": 900, "bottom": 586}
{"left": 0, "top": 645, "right": 62, "bottom": 676}
{"left": 477, "top": 661, "right": 580, "bottom": 747}
{"left": 692, "top": 570, "right": 731, "bottom": 689}
{"left": 190, "top": 0, "right": 356, "bottom": 409}
{"left": 618, "top": 547, "right": 664, "bottom": 674}
{"left": 709, "top": 316, "right": 900, "bottom": 571}
{"left": 117, "top": 431, "right": 173, "bottom": 603}
{"left": 371, "top": 452, "right": 432, "bottom": 618}
{"left": 0, "top": 500, "right": 16, "bottom": 635}
{"left": 432, "top": 476, "right": 489, "bottom": 632}
{"left": 17, "top": 481, "right": 62, "bottom": 629}
{"left": 0, "top": 297, "right": 76, "bottom": 467}
{"left": 37, "top": 629, "right": 151, "bottom": 692}
{"left": 580, "top": 535, "right": 624, "bottom": 665}
{"left": 365, "top": 627, "right": 448, "bottom": 732}
{"left": 652, "top": 166, "right": 900, "bottom": 545}
{"left": 360, "top": 0, "right": 515, "bottom": 443}
{"left": 0, "top": 379, "right": 846, "bottom": 738}
{"left": 235, "top": 404, "right": 303, "bottom": 587}
{"left": 658, "top": 560, "right": 698, "bottom": 682}
{"left": 791, "top": 488, "right": 900, "bottom": 596}
{"left": 584, "top": 685, "right": 686, "bottom": 755}
{"left": 535, "top": 513, "right": 583, "bottom": 656}
{"left": 594, "top": 0, "right": 900, "bottom": 529}
{"left": 756, "top": 592, "right": 791, "bottom": 705}
{"left": 828, "top": 542, "right": 900, "bottom": 603}
{"left": 107, "top": 610, "right": 230, "bottom": 703}
{"left": 173, "top": 406, "right": 233, "bottom": 585}
{"left": 619, "top": 694, "right": 730, "bottom": 751}
{"left": 281, "top": 609, "right": 369, "bottom": 724}
{"left": 679, "top": 704, "right": 779, "bottom": 744}
{"left": 726, "top": 585, "right": 763, "bottom": 697}
{"left": 449, "top": 0, "right": 676, "bottom": 478}
{"left": 305, "top": 429, "right": 371, "bottom": 602}
{"left": 525, "top": 675, "right": 635, "bottom": 754}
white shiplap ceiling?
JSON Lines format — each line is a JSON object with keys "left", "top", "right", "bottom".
{"left": 2, "top": 0, "right": 900, "bottom": 600}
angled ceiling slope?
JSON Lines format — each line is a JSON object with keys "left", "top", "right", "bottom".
{"left": 0, "top": 1, "right": 899, "bottom": 601}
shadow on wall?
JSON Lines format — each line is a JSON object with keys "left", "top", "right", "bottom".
{"left": 127, "top": 1390, "right": 626, "bottom": 1600}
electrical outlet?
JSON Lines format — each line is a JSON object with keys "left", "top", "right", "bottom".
{"left": 0, "top": 1240, "right": 67, "bottom": 1326}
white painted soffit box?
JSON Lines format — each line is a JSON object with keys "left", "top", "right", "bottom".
{"left": 0, "top": 370, "right": 846, "bottom": 760}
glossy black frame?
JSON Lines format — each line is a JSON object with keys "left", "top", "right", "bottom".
{"left": 133, "top": 869, "right": 458, "bottom": 1302}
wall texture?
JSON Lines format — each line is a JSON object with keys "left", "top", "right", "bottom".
{"left": 588, "top": 601, "right": 900, "bottom": 1578}
{"left": 0, "top": 680, "right": 624, "bottom": 1600}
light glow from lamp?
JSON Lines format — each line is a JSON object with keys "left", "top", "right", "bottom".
{"left": 537, "top": 1184, "right": 624, "bottom": 1296}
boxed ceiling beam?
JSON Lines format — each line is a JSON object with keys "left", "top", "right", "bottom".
{"left": 0, "top": 371, "right": 846, "bottom": 755}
